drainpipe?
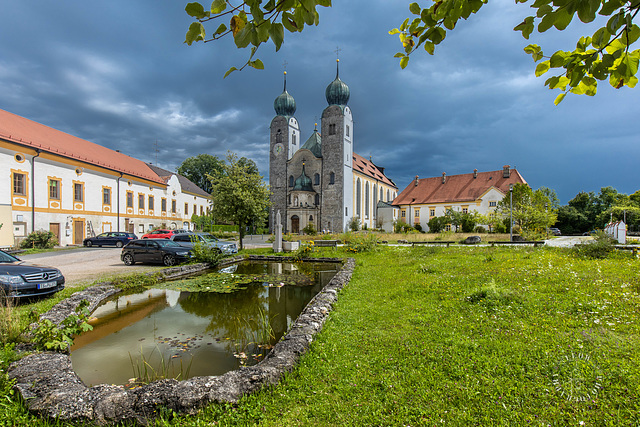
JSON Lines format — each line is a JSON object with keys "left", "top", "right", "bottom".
{"left": 117, "top": 172, "right": 123, "bottom": 232}
{"left": 31, "top": 149, "right": 41, "bottom": 233}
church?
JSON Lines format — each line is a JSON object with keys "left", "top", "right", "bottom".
{"left": 269, "top": 61, "right": 398, "bottom": 234}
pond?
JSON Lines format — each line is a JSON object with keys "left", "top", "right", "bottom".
{"left": 70, "top": 260, "right": 341, "bottom": 387}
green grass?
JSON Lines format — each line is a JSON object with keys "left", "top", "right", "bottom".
{"left": 2, "top": 246, "right": 640, "bottom": 426}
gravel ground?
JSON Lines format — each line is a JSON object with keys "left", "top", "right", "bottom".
{"left": 18, "top": 247, "right": 164, "bottom": 287}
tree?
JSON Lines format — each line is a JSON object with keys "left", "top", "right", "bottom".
{"left": 209, "top": 152, "right": 270, "bottom": 250}
{"left": 185, "top": 1, "right": 640, "bottom": 102}
{"left": 497, "top": 183, "right": 557, "bottom": 237}
{"left": 177, "top": 154, "right": 225, "bottom": 194}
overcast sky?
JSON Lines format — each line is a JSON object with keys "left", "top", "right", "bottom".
{"left": 1, "top": 1, "right": 637, "bottom": 203}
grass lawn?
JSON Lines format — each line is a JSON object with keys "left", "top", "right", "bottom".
{"left": 2, "top": 245, "right": 639, "bottom": 426}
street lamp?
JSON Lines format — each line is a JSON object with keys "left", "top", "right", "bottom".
{"left": 509, "top": 184, "right": 513, "bottom": 242}
{"left": 545, "top": 203, "right": 548, "bottom": 238}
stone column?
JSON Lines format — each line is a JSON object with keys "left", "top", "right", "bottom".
{"left": 273, "top": 210, "right": 283, "bottom": 253}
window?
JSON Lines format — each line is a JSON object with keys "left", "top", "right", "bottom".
{"left": 380, "top": 187, "right": 383, "bottom": 202}
{"left": 430, "top": 209, "right": 435, "bottom": 217}
{"left": 292, "top": 134, "right": 297, "bottom": 145}
{"left": 356, "top": 178, "right": 361, "bottom": 216}
{"left": 276, "top": 129, "right": 283, "bottom": 143}
{"left": 194, "top": 204, "right": 197, "bottom": 215}
{"left": 329, "top": 123, "right": 336, "bottom": 135}
{"left": 103, "top": 188, "right": 111, "bottom": 205}
{"left": 462, "top": 207, "right": 468, "bottom": 214}
{"left": 401, "top": 209, "right": 406, "bottom": 218}
{"left": 161, "top": 198, "right": 167, "bottom": 212}
{"left": 329, "top": 172, "right": 335, "bottom": 185}
{"left": 415, "top": 210, "right": 420, "bottom": 218}
{"left": 314, "top": 173, "right": 320, "bottom": 185}
{"left": 309, "top": 215, "right": 313, "bottom": 221}
{"left": 148, "top": 195, "right": 154, "bottom": 211}
{"left": 74, "top": 183, "right": 84, "bottom": 202}
{"left": 13, "top": 173, "right": 26, "bottom": 195}
{"left": 139, "top": 224, "right": 145, "bottom": 234}
{"left": 289, "top": 176, "right": 294, "bottom": 187}
{"left": 445, "top": 224, "right": 452, "bottom": 231}
{"left": 489, "top": 201, "right": 497, "bottom": 207}
{"left": 49, "top": 179, "right": 60, "bottom": 200}
{"left": 126, "top": 191, "right": 133, "bottom": 208}
{"left": 315, "top": 194, "right": 320, "bottom": 205}
{"left": 365, "top": 183, "right": 370, "bottom": 218}
{"left": 346, "top": 125, "right": 350, "bottom": 137}
{"left": 200, "top": 206, "right": 204, "bottom": 215}
{"left": 387, "top": 190, "right": 390, "bottom": 201}
{"left": 171, "top": 200, "right": 176, "bottom": 214}
{"left": 184, "top": 203, "right": 188, "bottom": 215}
{"left": 139, "top": 194, "right": 145, "bottom": 210}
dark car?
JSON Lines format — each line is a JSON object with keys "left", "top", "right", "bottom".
{"left": 549, "top": 227, "right": 561, "bottom": 236}
{"left": 170, "top": 232, "right": 238, "bottom": 254}
{"left": 121, "top": 239, "right": 192, "bottom": 266}
{"left": 141, "top": 229, "right": 191, "bottom": 239}
{"left": 0, "top": 250, "right": 65, "bottom": 298}
{"left": 83, "top": 232, "right": 137, "bottom": 248}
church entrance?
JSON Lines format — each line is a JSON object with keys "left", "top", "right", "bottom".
{"left": 291, "top": 215, "right": 299, "bottom": 233}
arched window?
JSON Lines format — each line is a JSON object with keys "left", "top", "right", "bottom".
{"left": 329, "top": 172, "right": 335, "bottom": 185}
{"left": 289, "top": 175, "right": 294, "bottom": 187}
{"left": 387, "top": 189, "right": 390, "bottom": 201}
{"left": 365, "top": 182, "right": 370, "bottom": 218}
{"left": 315, "top": 194, "right": 320, "bottom": 206}
{"left": 373, "top": 184, "right": 378, "bottom": 215}
{"left": 276, "top": 129, "right": 283, "bottom": 143}
{"left": 309, "top": 215, "right": 313, "bottom": 221}
{"left": 356, "top": 178, "right": 361, "bottom": 217}
{"left": 314, "top": 173, "right": 320, "bottom": 185}
{"left": 380, "top": 187, "right": 384, "bottom": 202}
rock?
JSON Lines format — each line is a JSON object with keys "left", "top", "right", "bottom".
{"left": 464, "top": 236, "right": 481, "bottom": 244}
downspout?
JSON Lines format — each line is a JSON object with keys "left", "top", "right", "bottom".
{"left": 117, "top": 172, "right": 123, "bottom": 232}
{"left": 31, "top": 149, "right": 41, "bottom": 233}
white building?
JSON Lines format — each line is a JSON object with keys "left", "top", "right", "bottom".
{"left": 0, "top": 109, "right": 210, "bottom": 247}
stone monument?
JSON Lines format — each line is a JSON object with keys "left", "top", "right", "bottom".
{"left": 273, "top": 210, "right": 283, "bottom": 253}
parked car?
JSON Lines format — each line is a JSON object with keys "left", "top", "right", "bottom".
{"left": 121, "top": 239, "right": 192, "bottom": 266}
{"left": 0, "top": 250, "right": 65, "bottom": 298}
{"left": 549, "top": 227, "right": 561, "bottom": 236}
{"left": 141, "top": 229, "right": 192, "bottom": 239}
{"left": 83, "top": 232, "right": 137, "bottom": 248}
{"left": 170, "top": 232, "right": 238, "bottom": 254}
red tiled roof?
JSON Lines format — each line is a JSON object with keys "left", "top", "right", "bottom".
{"left": 352, "top": 152, "right": 397, "bottom": 188}
{"left": 393, "top": 167, "right": 527, "bottom": 206}
{"left": 0, "top": 109, "right": 165, "bottom": 184}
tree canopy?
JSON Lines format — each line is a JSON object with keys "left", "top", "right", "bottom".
{"left": 184, "top": 0, "right": 640, "bottom": 101}
{"left": 497, "top": 183, "right": 558, "bottom": 238}
{"left": 177, "top": 154, "right": 225, "bottom": 194}
{"left": 209, "top": 152, "right": 270, "bottom": 249}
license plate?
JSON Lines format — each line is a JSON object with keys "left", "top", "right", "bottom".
{"left": 37, "top": 281, "right": 57, "bottom": 290}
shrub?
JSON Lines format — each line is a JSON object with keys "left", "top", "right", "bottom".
{"left": 573, "top": 231, "right": 615, "bottom": 259}
{"left": 190, "top": 242, "right": 223, "bottom": 266}
{"left": 348, "top": 216, "right": 360, "bottom": 232}
{"left": 293, "top": 241, "right": 316, "bottom": 260}
{"left": 0, "top": 289, "right": 22, "bottom": 345}
{"left": 427, "top": 216, "right": 446, "bottom": 233}
{"left": 345, "top": 234, "right": 379, "bottom": 253}
{"left": 474, "top": 225, "right": 487, "bottom": 233}
{"left": 302, "top": 223, "right": 317, "bottom": 235}
{"left": 32, "top": 300, "right": 93, "bottom": 352}
{"left": 20, "top": 230, "right": 58, "bottom": 249}
{"left": 414, "top": 223, "right": 423, "bottom": 232}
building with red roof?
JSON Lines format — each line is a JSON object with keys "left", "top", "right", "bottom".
{"left": 0, "top": 108, "right": 210, "bottom": 247}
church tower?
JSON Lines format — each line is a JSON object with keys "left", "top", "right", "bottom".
{"left": 270, "top": 72, "right": 300, "bottom": 232}
{"left": 321, "top": 59, "right": 353, "bottom": 232}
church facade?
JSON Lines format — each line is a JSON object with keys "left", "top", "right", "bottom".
{"left": 269, "top": 62, "right": 397, "bottom": 233}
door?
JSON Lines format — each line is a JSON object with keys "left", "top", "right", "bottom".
{"left": 291, "top": 216, "right": 299, "bottom": 234}
{"left": 49, "top": 223, "right": 60, "bottom": 244}
{"left": 73, "top": 219, "right": 85, "bottom": 245}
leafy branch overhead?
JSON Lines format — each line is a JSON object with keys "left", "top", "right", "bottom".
{"left": 390, "top": 0, "right": 640, "bottom": 103}
{"left": 184, "top": 0, "right": 331, "bottom": 77}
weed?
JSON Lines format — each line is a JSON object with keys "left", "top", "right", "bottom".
{"left": 0, "top": 290, "right": 22, "bottom": 345}
{"left": 128, "top": 346, "right": 193, "bottom": 387}
{"left": 31, "top": 300, "right": 93, "bottom": 352}
{"left": 573, "top": 231, "right": 615, "bottom": 259}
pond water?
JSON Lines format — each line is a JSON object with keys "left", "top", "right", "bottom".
{"left": 70, "top": 260, "right": 341, "bottom": 387}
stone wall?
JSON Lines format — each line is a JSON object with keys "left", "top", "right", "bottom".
{"left": 9, "top": 256, "right": 355, "bottom": 425}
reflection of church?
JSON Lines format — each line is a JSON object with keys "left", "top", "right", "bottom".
{"left": 269, "top": 61, "right": 397, "bottom": 233}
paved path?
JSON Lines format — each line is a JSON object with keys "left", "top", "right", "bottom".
{"left": 543, "top": 236, "right": 592, "bottom": 248}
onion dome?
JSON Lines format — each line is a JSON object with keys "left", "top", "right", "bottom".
{"left": 274, "top": 71, "right": 296, "bottom": 116}
{"left": 325, "top": 59, "right": 350, "bottom": 106}
{"left": 293, "top": 163, "right": 314, "bottom": 192}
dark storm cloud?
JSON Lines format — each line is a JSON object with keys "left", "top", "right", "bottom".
{"left": 1, "top": 0, "right": 639, "bottom": 204}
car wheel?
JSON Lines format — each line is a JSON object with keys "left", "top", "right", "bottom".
{"left": 123, "top": 254, "right": 135, "bottom": 265}
{"left": 163, "top": 254, "right": 176, "bottom": 266}
{"left": 116, "top": 241, "right": 123, "bottom": 248}
{"left": 86, "top": 241, "right": 93, "bottom": 247}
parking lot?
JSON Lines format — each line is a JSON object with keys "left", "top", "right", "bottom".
{"left": 18, "top": 247, "right": 164, "bottom": 287}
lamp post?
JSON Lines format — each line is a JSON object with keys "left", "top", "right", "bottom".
{"left": 545, "top": 203, "right": 548, "bottom": 238}
{"left": 509, "top": 184, "right": 513, "bottom": 242}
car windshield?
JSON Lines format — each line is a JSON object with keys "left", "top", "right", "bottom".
{"left": 0, "top": 251, "right": 19, "bottom": 263}
{"left": 199, "top": 234, "right": 219, "bottom": 242}
{"left": 155, "top": 240, "right": 181, "bottom": 248}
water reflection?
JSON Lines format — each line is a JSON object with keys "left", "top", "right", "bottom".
{"left": 70, "top": 261, "right": 339, "bottom": 387}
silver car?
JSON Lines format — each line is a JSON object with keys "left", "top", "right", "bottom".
{"left": 170, "top": 232, "right": 238, "bottom": 254}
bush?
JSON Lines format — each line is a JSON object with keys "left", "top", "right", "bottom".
{"left": 345, "top": 234, "right": 379, "bottom": 253}
{"left": 348, "top": 216, "right": 360, "bottom": 232}
{"left": 414, "top": 223, "right": 423, "bottom": 232}
{"left": 302, "top": 223, "right": 317, "bottom": 235}
{"left": 293, "top": 241, "right": 316, "bottom": 260}
{"left": 20, "top": 230, "right": 58, "bottom": 249}
{"left": 428, "top": 216, "right": 446, "bottom": 233}
{"left": 474, "top": 225, "right": 487, "bottom": 233}
{"left": 190, "top": 242, "right": 223, "bottom": 266}
{"left": 394, "top": 220, "right": 414, "bottom": 233}
{"left": 573, "top": 231, "right": 615, "bottom": 259}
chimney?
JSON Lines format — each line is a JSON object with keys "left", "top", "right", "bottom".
{"left": 503, "top": 165, "right": 511, "bottom": 178}
{"left": 414, "top": 175, "right": 419, "bottom": 186}
{"left": 473, "top": 169, "right": 478, "bottom": 179}
{"left": 442, "top": 172, "right": 446, "bottom": 184}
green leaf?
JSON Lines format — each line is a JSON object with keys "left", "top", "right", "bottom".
{"left": 269, "top": 22, "right": 285, "bottom": 51}
{"left": 554, "top": 92, "right": 566, "bottom": 105}
{"left": 554, "top": 9, "right": 573, "bottom": 30}
{"left": 535, "top": 60, "right": 551, "bottom": 76}
{"left": 621, "top": 24, "right": 640, "bottom": 45}
{"left": 389, "top": 28, "right": 401, "bottom": 35}
{"left": 393, "top": 52, "right": 405, "bottom": 58}
{"left": 592, "top": 27, "right": 611, "bottom": 49}
{"left": 409, "top": 2, "right": 421, "bottom": 14}
{"left": 400, "top": 56, "right": 409, "bottom": 69}
{"left": 224, "top": 67, "right": 238, "bottom": 78}
{"left": 214, "top": 23, "right": 227, "bottom": 36}
{"left": 549, "top": 51, "right": 566, "bottom": 67}
{"left": 210, "top": 0, "right": 226, "bottom": 14}
{"left": 185, "top": 2, "right": 208, "bottom": 19}
{"left": 514, "top": 16, "right": 535, "bottom": 39}
{"left": 524, "top": 44, "right": 544, "bottom": 61}
{"left": 249, "top": 59, "right": 265, "bottom": 70}
{"left": 577, "top": 0, "right": 597, "bottom": 23}
{"left": 427, "top": 27, "right": 446, "bottom": 44}
{"left": 600, "top": 0, "right": 624, "bottom": 16}
{"left": 185, "top": 22, "right": 206, "bottom": 45}
{"left": 538, "top": 11, "right": 556, "bottom": 32}
{"left": 424, "top": 41, "right": 435, "bottom": 55}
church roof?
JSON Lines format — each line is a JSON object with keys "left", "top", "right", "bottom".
{"left": 325, "top": 60, "right": 350, "bottom": 106}
{"left": 393, "top": 167, "right": 527, "bottom": 206}
{"left": 301, "top": 129, "right": 322, "bottom": 158}
{"left": 274, "top": 72, "right": 296, "bottom": 116}
{"left": 147, "top": 164, "right": 210, "bottom": 198}
{"left": 352, "top": 153, "right": 397, "bottom": 189}
{"left": 293, "top": 163, "right": 314, "bottom": 192}
{"left": 0, "top": 108, "right": 165, "bottom": 184}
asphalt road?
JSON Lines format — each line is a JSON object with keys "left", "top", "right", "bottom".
{"left": 18, "top": 247, "right": 164, "bottom": 287}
